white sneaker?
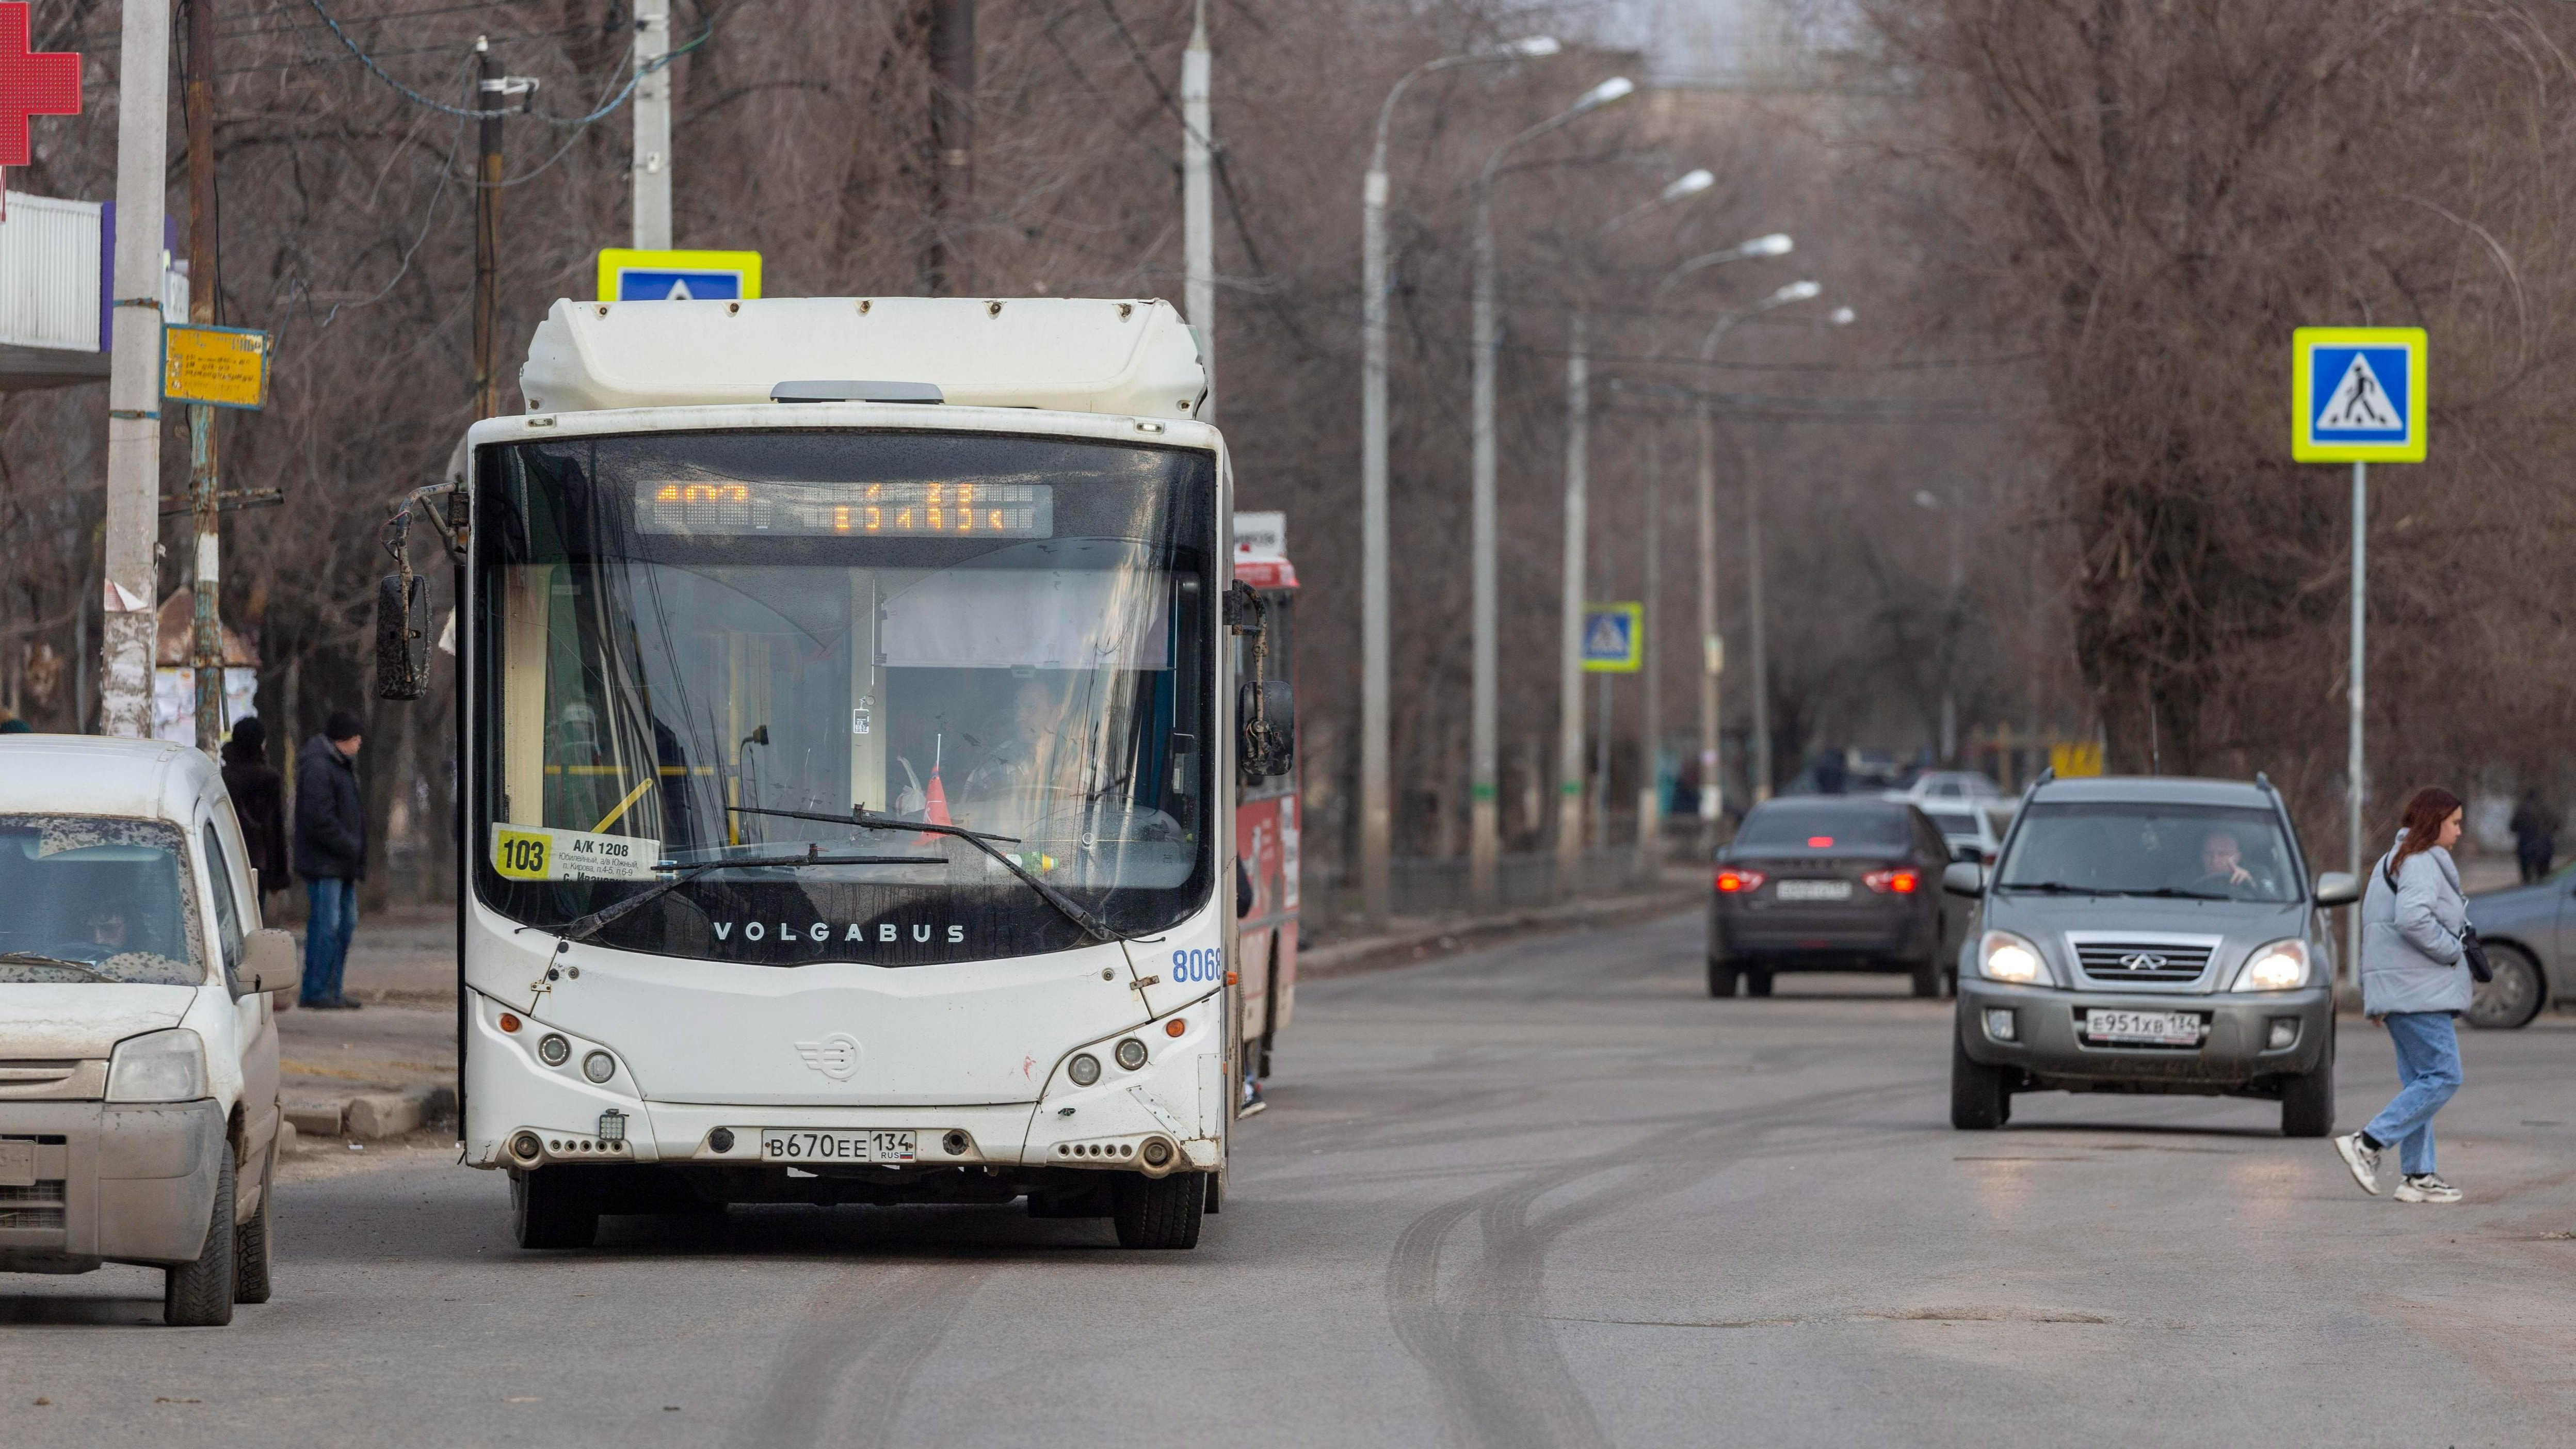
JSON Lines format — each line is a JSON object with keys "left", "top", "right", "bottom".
{"left": 2393, "top": 1173, "right": 2461, "bottom": 1204}
{"left": 2333, "top": 1133, "right": 2382, "bottom": 1196}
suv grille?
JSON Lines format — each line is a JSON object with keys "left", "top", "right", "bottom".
{"left": 2072, "top": 939, "right": 2215, "bottom": 983}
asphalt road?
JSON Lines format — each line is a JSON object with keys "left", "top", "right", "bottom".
{"left": 9, "top": 909, "right": 2575, "bottom": 1446}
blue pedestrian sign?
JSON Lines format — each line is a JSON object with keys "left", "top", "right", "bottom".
{"left": 2292, "top": 327, "right": 2425, "bottom": 463}
{"left": 595, "top": 248, "right": 764, "bottom": 303}
{"left": 1580, "top": 603, "right": 1643, "bottom": 674}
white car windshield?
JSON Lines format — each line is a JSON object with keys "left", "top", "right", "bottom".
{"left": 0, "top": 815, "right": 203, "bottom": 985}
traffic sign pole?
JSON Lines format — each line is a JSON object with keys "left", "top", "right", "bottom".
{"left": 631, "top": 0, "right": 671, "bottom": 251}
{"left": 186, "top": 0, "right": 226, "bottom": 758}
{"left": 2348, "top": 459, "right": 2366, "bottom": 988}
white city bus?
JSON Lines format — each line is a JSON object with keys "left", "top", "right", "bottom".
{"left": 378, "top": 297, "right": 1289, "bottom": 1250}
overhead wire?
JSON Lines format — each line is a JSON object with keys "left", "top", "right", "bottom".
{"left": 299, "top": 0, "right": 711, "bottom": 124}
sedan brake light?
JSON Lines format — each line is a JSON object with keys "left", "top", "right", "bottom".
{"left": 1715, "top": 867, "right": 1769, "bottom": 894}
{"left": 1862, "top": 867, "right": 1920, "bottom": 894}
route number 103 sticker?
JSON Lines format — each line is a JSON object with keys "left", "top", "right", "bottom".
{"left": 490, "top": 824, "right": 661, "bottom": 882}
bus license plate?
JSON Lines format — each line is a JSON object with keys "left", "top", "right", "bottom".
{"left": 760, "top": 1130, "right": 916, "bottom": 1164}
{"left": 2083, "top": 1010, "right": 2201, "bottom": 1045}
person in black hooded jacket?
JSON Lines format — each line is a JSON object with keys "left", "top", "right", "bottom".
{"left": 221, "top": 715, "right": 291, "bottom": 899}
{"left": 294, "top": 710, "right": 367, "bottom": 1009}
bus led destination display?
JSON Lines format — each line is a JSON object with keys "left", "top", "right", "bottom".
{"left": 636, "top": 479, "right": 1053, "bottom": 537}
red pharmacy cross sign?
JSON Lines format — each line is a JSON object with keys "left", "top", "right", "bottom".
{"left": 0, "top": 2, "right": 80, "bottom": 169}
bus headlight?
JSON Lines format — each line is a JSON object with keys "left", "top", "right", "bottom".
{"left": 582, "top": 1050, "right": 617, "bottom": 1084}
{"left": 2233, "top": 940, "right": 2310, "bottom": 991}
{"left": 106, "top": 1029, "right": 208, "bottom": 1102}
{"left": 1067, "top": 1053, "right": 1101, "bottom": 1087}
{"left": 537, "top": 1033, "right": 572, "bottom": 1067}
{"left": 1114, "top": 1038, "right": 1149, "bottom": 1071}
{"left": 1979, "top": 931, "right": 2047, "bottom": 985}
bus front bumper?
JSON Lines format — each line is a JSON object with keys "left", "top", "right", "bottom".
{"left": 463, "top": 989, "right": 1226, "bottom": 1177}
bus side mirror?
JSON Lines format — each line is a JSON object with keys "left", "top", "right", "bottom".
{"left": 376, "top": 573, "right": 429, "bottom": 701}
{"left": 1238, "top": 680, "right": 1294, "bottom": 783}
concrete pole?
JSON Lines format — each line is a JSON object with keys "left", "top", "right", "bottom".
{"left": 1359, "top": 158, "right": 1391, "bottom": 923}
{"left": 1468, "top": 190, "right": 1500, "bottom": 905}
{"left": 1554, "top": 310, "right": 1588, "bottom": 887}
{"left": 631, "top": 0, "right": 671, "bottom": 250}
{"left": 101, "top": 0, "right": 174, "bottom": 739}
{"left": 1694, "top": 399, "right": 1722, "bottom": 844}
{"left": 186, "top": 0, "right": 224, "bottom": 758}
{"left": 1637, "top": 427, "right": 1662, "bottom": 877}
{"left": 1181, "top": 1, "right": 1214, "bottom": 419}
{"left": 1747, "top": 457, "right": 1773, "bottom": 801}
{"left": 473, "top": 39, "right": 503, "bottom": 421}
{"left": 2347, "top": 460, "right": 2366, "bottom": 983}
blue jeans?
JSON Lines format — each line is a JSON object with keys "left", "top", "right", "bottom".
{"left": 301, "top": 877, "right": 358, "bottom": 1005}
{"left": 2364, "top": 1011, "right": 2462, "bottom": 1176}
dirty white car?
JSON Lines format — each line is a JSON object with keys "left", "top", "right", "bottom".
{"left": 0, "top": 735, "right": 293, "bottom": 1325}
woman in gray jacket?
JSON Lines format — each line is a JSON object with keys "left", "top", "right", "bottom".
{"left": 2333, "top": 787, "right": 2470, "bottom": 1204}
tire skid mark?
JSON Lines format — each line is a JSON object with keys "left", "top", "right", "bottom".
{"left": 729, "top": 1255, "right": 993, "bottom": 1449}
{"left": 1383, "top": 1075, "right": 1935, "bottom": 1449}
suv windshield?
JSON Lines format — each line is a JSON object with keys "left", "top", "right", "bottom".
{"left": 0, "top": 815, "right": 203, "bottom": 985}
{"left": 1997, "top": 800, "right": 2299, "bottom": 903}
{"left": 1735, "top": 804, "right": 1910, "bottom": 851}
{"left": 472, "top": 429, "right": 1217, "bottom": 965}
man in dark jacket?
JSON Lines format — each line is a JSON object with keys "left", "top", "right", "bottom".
{"left": 221, "top": 715, "right": 291, "bottom": 900}
{"left": 2509, "top": 788, "right": 2555, "bottom": 884}
{"left": 294, "top": 710, "right": 367, "bottom": 1009}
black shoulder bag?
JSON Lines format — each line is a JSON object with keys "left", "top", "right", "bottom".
{"left": 2385, "top": 854, "right": 2492, "bottom": 983}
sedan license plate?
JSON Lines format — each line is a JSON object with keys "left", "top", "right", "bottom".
{"left": 1775, "top": 879, "right": 1853, "bottom": 903}
{"left": 759, "top": 1129, "right": 916, "bottom": 1164}
{"left": 2083, "top": 1009, "right": 2202, "bottom": 1046}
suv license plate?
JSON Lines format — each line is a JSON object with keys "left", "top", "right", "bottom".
{"left": 2083, "top": 1009, "right": 2201, "bottom": 1045}
{"left": 1775, "top": 879, "right": 1853, "bottom": 902}
{"left": 760, "top": 1130, "right": 916, "bottom": 1164}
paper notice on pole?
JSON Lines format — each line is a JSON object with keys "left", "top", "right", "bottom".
{"left": 490, "top": 824, "right": 661, "bottom": 882}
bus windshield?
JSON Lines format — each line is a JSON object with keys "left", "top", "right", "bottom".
{"left": 471, "top": 428, "right": 1217, "bottom": 965}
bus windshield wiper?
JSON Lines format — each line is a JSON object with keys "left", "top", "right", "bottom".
{"left": 730, "top": 804, "right": 1116, "bottom": 944}
{"left": 0, "top": 952, "right": 114, "bottom": 980}
{"left": 549, "top": 849, "right": 932, "bottom": 946}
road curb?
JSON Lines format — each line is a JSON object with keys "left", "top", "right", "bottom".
{"left": 1298, "top": 887, "right": 1704, "bottom": 982}
{"left": 281, "top": 1083, "right": 457, "bottom": 1140}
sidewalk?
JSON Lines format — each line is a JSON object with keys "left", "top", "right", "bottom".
{"left": 278, "top": 904, "right": 457, "bottom": 1148}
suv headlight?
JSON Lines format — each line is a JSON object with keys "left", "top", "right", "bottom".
{"left": 2232, "top": 939, "right": 2311, "bottom": 992}
{"left": 1978, "top": 930, "right": 2048, "bottom": 985}
{"left": 106, "top": 1028, "right": 209, "bottom": 1102}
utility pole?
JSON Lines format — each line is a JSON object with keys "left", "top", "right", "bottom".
{"left": 1636, "top": 428, "right": 1662, "bottom": 877}
{"left": 101, "top": 0, "right": 174, "bottom": 738}
{"left": 927, "top": 0, "right": 974, "bottom": 296}
{"left": 184, "top": 0, "right": 224, "bottom": 756}
{"left": 1747, "top": 462, "right": 1772, "bottom": 801}
{"left": 1693, "top": 399, "right": 1722, "bottom": 843}
{"left": 474, "top": 39, "right": 503, "bottom": 420}
{"left": 1181, "top": 0, "right": 1212, "bottom": 417}
{"left": 631, "top": 0, "right": 671, "bottom": 250}
{"left": 1554, "top": 310, "right": 1588, "bottom": 888}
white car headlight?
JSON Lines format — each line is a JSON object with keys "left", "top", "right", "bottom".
{"left": 2233, "top": 939, "right": 2310, "bottom": 992}
{"left": 106, "top": 1028, "right": 209, "bottom": 1102}
{"left": 1978, "top": 930, "right": 2047, "bottom": 985}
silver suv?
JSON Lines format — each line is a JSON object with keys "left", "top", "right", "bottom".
{"left": 1947, "top": 775, "right": 2357, "bottom": 1136}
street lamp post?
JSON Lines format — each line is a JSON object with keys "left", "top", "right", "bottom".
{"left": 1359, "top": 35, "right": 1559, "bottom": 926}
{"left": 1745, "top": 300, "right": 1856, "bottom": 802}
{"left": 1553, "top": 167, "right": 1712, "bottom": 891}
{"left": 1648, "top": 235, "right": 1791, "bottom": 846}
{"left": 1469, "top": 74, "right": 1634, "bottom": 908}
{"left": 1913, "top": 487, "right": 1966, "bottom": 764}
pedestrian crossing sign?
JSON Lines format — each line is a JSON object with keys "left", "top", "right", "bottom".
{"left": 595, "top": 248, "right": 764, "bottom": 303}
{"left": 2293, "top": 327, "right": 2425, "bottom": 463}
{"left": 1581, "top": 603, "right": 1644, "bottom": 673}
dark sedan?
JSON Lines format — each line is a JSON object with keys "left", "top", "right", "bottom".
{"left": 2463, "top": 865, "right": 2576, "bottom": 1028}
{"left": 1708, "top": 796, "right": 1963, "bottom": 998}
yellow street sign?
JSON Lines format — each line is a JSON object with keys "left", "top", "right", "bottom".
{"left": 162, "top": 324, "right": 270, "bottom": 409}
